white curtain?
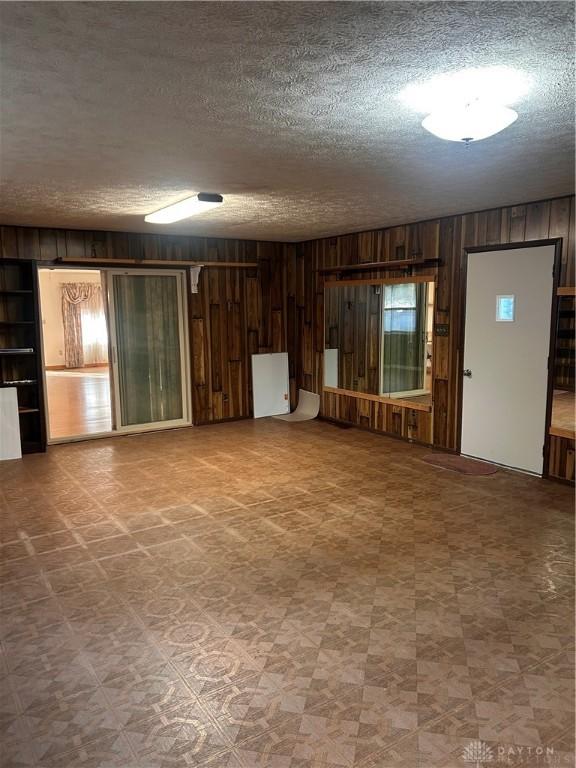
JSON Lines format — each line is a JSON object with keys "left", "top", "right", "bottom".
{"left": 61, "top": 283, "right": 108, "bottom": 368}
{"left": 80, "top": 288, "right": 108, "bottom": 365}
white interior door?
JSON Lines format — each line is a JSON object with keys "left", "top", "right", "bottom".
{"left": 461, "top": 245, "right": 555, "bottom": 474}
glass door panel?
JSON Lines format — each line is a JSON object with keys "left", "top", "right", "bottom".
{"left": 108, "top": 270, "right": 190, "bottom": 430}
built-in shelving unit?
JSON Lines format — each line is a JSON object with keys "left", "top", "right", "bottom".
{"left": 555, "top": 295, "right": 575, "bottom": 391}
{"left": 0, "top": 259, "right": 46, "bottom": 454}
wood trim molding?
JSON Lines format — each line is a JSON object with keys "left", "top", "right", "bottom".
{"left": 549, "top": 425, "right": 576, "bottom": 440}
{"left": 57, "top": 257, "right": 258, "bottom": 268}
{"left": 45, "top": 363, "right": 107, "bottom": 370}
{"left": 324, "top": 275, "right": 436, "bottom": 288}
{"left": 318, "top": 257, "right": 440, "bottom": 275}
{"left": 323, "top": 386, "right": 432, "bottom": 412}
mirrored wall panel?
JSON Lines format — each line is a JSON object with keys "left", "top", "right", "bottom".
{"left": 324, "top": 279, "right": 435, "bottom": 405}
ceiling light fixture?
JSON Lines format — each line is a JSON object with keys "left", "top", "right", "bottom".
{"left": 145, "top": 193, "right": 223, "bottom": 224}
{"left": 422, "top": 101, "right": 518, "bottom": 143}
{"left": 399, "top": 67, "right": 529, "bottom": 143}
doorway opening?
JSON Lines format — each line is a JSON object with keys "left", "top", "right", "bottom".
{"left": 39, "top": 268, "right": 112, "bottom": 440}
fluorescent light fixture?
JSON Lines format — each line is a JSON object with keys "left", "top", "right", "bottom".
{"left": 145, "top": 193, "right": 223, "bottom": 224}
{"left": 422, "top": 101, "right": 518, "bottom": 143}
{"left": 399, "top": 67, "right": 530, "bottom": 114}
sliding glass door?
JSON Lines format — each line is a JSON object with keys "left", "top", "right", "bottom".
{"left": 107, "top": 270, "right": 190, "bottom": 431}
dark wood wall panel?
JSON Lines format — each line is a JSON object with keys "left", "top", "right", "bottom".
{"left": 0, "top": 226, "right": 288, "bottom": 426}
{"left": 286, "top": 195, "right": 575, "bottom": 481}
{"left": 549, "top": 435, "right": 575, "bottom": 482}
{"left": 322, "top": 391, "right": 433, "bottom": 445}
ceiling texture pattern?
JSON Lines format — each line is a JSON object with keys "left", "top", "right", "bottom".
{"left": 0, "top": 1, "right": 574, "bottom": 241}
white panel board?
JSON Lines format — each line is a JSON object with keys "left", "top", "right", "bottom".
{"left": 252, "top": 353, "right": 290, "bottom": 418}
{"left": 324, "top": 348, "right": 339, "bottom": 388}
{"left": 0, "top": 388, "right": 22, "bottom": 461}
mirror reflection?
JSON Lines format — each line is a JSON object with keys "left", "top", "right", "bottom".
{"left": 324, "top": 280, "right": 434, "bottom": 404}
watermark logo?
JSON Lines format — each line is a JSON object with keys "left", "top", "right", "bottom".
{"left": 462, "top": 741, "right": 494, "bottom": 767}
{"left": 462, "top": 741, "right": 560, "bottom": 766}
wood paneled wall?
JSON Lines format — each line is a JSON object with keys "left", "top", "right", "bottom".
{"left": 1, "top": 194, "right": 574, "bottom": 481}
{"left": 285, "top": 195, "right": 575, "bottom": 481}
{"left": 0, "top": 226, "right": 288, "bottom": 425}
{"left": 189, "top": 242, "right": 287, "bottom": 423}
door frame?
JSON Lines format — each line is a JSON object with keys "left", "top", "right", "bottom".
{"left": 37, "top": 264, "right": 193, "bottom": 443}
{"left": 106, "top": 268, "right": 192, "bottom": 434}
{"left": 457, "top": 238, "right": 563, "bottom": 478}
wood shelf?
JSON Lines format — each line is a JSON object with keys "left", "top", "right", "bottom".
{"left": 0, "top": 381, "right": 37, "bottom": 388}
{"left": 319, "top": 257, "right": 440, "bottom": 276}
{"left": 554, "top": 295, "right": 575, "bottom": 392}
{"left": 323, "top": 386, "right": 433, "bottom": 412}
{"left": 0, "top": 321, "right": 34, "bottom": 326}
{"left": 57, "top": 256, "right": 258, "bottom": 269}
{"left": 0, "top": 259, "right": 46, "bottom": 454}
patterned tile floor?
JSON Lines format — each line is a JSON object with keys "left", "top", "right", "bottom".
{"left": 0, "top": 419, "right": 574, "bottom": 768}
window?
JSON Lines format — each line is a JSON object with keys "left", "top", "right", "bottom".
{"left": 383, "top": 283, "right": 417, "bottom": 332}
{"left": 496, "top": 294, "right": 515, "bottom": 322}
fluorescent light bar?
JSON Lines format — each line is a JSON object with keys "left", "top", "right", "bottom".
{"left": 145, "top": 193, "right": 223, "bottom": 224}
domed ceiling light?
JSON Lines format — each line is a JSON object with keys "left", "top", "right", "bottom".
{"left": 399, "top": 67, "right": 530, "bottom": 143}
{"left": 422, "top": 101, "right": 518, "bottom": 143}
{"left": 145, "top": 193, "right": 223, "bottom": 224}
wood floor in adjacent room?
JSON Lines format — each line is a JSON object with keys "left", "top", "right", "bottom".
{"left": 0, "top": 420, "right": 573, "bottom": 767}
{"left": 551, "top": 389, "right": 576, "bottom": 439}
{"left": 45, "top": 367, "right": 112, "bottom": 440}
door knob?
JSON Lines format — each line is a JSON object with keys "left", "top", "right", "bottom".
{"left": 463, "top": 369, "right": 472, "bottom": 378}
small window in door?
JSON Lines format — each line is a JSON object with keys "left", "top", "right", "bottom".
{"left": 496, "top": 295, "right": 515, "bottom": 322}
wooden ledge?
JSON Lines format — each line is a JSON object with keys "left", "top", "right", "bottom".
{"left": 56, "top": 257, "right": 258, "bottom": 268}
{"left": 323, "top": 386, "right": 432, "bottom": 412}
{"left": 549, "top": 426, "right": 576, "bottom": 439}
{"left": 318, "top": 257, "right": 439, "bottom": 276}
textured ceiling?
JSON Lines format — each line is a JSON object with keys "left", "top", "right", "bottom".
{"left": 0, "top": 1, "right": 574, "bottom": 242}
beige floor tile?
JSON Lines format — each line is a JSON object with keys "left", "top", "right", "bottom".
{"left": 0, "top": 419, "right": 573, "bottom": 767}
